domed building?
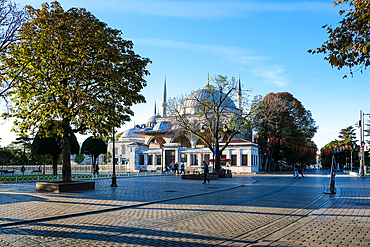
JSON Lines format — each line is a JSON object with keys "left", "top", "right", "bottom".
{"left": 108, "top": 76, "right": 259, "bottom": 174}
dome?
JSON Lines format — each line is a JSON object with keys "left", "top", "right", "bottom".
{"left": 120, "top": 128, "right": 144, "bottom": 139}
{"left": 146, "top": 114, "right": 161, "bottom": 128}
{"left": 180, "top": 88, "right": 237, "bottom": 114}
{"left": 153, "top": 121, "right": 172, "bottom": 131}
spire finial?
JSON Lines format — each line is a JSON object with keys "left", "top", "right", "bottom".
{"left": 205, "top": 72, "right": 211, "bottom": 89}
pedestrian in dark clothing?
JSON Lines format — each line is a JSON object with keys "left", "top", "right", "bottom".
{"left": 180, "top": 163, "right": 185, "bottom": 175}
{"left": 174, "top": 162, "right": 179, "bottom": 175}
{"left": 202, "top": 161, "right": 210, "bottom": 184}
{"left": 298, "top": 163, "right": 304, "bottom": 178}
{"left": 293, "top": 163, "right": 300, "bottom": 179}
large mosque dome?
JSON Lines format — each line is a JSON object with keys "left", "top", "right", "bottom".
{"left": 180, "top": 87, "right": 238, "bottom": 115}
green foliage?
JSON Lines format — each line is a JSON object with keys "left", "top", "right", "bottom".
{"left": 0, "top": 148, "right": 13, "bottom": 166}
{"left": 74, "top": 153, "right": 85, "bottom": 165}
{"left": 2, "top": 1, "right": 150, "bottom": 182}
{"left": 103, "top": 151, "right": 112, "bottom": 164}
{"left": 81, "top": 136, "right": 107, "bottom": 157}
{"left": 81, "top": 136, "right": 107, "bottom": 173}
{"left": 253, "top": 92, "right": 318, "bottom": 171}
{"left": 309, "top": 0, "right": 370, "bottom": 77}
{"left": 320, "top": 126, "right": 359, "bottom": 169}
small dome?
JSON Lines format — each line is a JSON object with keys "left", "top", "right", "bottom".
{"left": 146, "top": 114, "right": 161, "bottom": 128}
{"left": 153, "top": 121, "right": 172, "bottom": 131}
{"left": 120, "top": 128, "right": 144, "bottom": 139}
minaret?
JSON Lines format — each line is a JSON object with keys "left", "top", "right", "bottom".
{"left": 237, "top": 75, "right": 242, "bottom": 109}
{"left": 162, "top": 76, "right": 167, "bottom": 116}
{"left": 154, "top": 100, "right": 157, "bottom": 115}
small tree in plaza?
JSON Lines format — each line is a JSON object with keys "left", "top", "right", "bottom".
{"left": 2, "top": 2, "right": 150, "bottom": 182}
{"left": 74, "top": 154, "right": 85, "bottom": 165}
{"left": 81, "top": 136, "right": 107, "bottom": 174}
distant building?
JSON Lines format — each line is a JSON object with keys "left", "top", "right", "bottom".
{"left": 108, "top": 76, "right": 259, "bottom": 173}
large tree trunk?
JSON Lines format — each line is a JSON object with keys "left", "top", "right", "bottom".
{"left": 52, "top": 154, "right": 58, "bottom": 176}
{"left": 62, "top": 118, "right": 72, "bottom": 182}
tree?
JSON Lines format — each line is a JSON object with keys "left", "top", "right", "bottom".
{"left": 2, "top": 2, "right": 150, "bottom": 182}
{"left": 12, "top": 136, "right": 33, "bottom": 166}
{"left": 74, "top": 153, "right": 85, "bottom": 165}
{"left": 0, "top": 0, "right": 26, "bottom": 102}
{"left": 81, "top": 136, "right": 107, "bottom": 174}
{"left": 168, "top": 75, "right": 252, "bottom": 173}
{"left": 0, "top": 148, "right": 13, "bottom": 168}
{"left": 308, "top": 0, "right": 370, "bottom": 77}
{"left": 338, "top": 125, "right": 357, "bottom": 170}
{"left": 253, "top": 92, "right": 318, "bottom": 171}
{"left": 32, "top": 121, "right": 79, "bottom": 175}
{"left": 103, "top": 151, "right": 112, "bottom": 165}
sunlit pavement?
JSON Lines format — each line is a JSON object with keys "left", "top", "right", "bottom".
{"left": 0, "top": 170, "right": 368, "bottom": 246}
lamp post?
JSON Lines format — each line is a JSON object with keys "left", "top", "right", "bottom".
{"left": 359, "top": 110, "right": 370, "bottom": 177}
{"left": 111, "top": 126, "right": 117, "bottom": 187}
{"left": 161, "top": 145, "right": 164, "bottom": 173}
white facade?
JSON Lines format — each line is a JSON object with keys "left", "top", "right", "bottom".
{"left": 108, "top": 78, "right": 260, "bottom": 174}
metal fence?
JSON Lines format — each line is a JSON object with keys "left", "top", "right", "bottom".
{"left": 0, "top": 164, "right": 131, "bottom": 175}
{"left": 0, "top": 164, "right": 172, "bottom": 184}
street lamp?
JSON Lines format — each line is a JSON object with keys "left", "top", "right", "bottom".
{"left": 111, "top": 126, "right": 117, "bottom": 187}
{"left": 358, "top": 110, "right": 370, "bottom": 177}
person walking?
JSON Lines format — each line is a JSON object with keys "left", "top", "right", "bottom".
{"left": 202, "top": 161, "right": 210, "bottom": 184}
{"left": 298, "top": 163, "right": 304, "bottom": 178}
{"left": 180, "top": 162, "right": 185, "bottom": 175}
{"left": 293, "top": 163, "right": 300, "bottom": 179}
{"left": 170, "top": 161, "right": 175, "bottom": 174}
{"left": 174, "top": 162, "right": 179, "bottom": 175}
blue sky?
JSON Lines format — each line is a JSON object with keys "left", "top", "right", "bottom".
{"left": 1, "top": 0, "right": 369, "bottom": 150}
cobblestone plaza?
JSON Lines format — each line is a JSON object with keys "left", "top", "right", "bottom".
{"left": 0, "top": 170, "right": 369, "bottom": 246}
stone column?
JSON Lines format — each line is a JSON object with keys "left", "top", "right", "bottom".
{"left": 237, "top": 149, "right": 241, "bottom": 166}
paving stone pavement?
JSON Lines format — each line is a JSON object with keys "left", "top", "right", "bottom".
{"left": 0, "top": 170, "right": 368, "bottom": 246}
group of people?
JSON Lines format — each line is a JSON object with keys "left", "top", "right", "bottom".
{"left": 166, "top": 161, "right": 185, "bottom": 175}
{"left": 293, "top": 163, "right": 304, "bottom": 179}
{"left": 165, "top": 160, "right": 211, "bottom": 184}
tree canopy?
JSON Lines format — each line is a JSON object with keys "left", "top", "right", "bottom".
{"left": 253, "top": 92, "right": 318, "bottom": 171}
{"left": 308, "top": 0, "right": 370, "bottom": 77}
{"left": 81, "top": 136, "right": 107, "bottom": 174}
{"left": 2, "top": 2, "right": 150, "bottom": 182}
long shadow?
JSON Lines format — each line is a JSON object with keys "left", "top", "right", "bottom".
{"left": 1, "top": 222, "right": 252, "bottom": 246}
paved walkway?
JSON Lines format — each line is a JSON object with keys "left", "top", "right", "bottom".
{"left": 0, "top": 170, "right": 368, "bottom": 246}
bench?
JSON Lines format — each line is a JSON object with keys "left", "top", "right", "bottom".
{"left": 0, "top": 170, "right": 14, "bottom": 175}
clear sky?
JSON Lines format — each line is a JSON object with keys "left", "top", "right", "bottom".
{"left": 1, "top": 0, "right": 369, "bottom": 150}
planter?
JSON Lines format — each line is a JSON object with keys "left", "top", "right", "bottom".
{"left": 36, "top": 181, "right": 95, "bottom": 193}
{"left": 218, "top": 173, "right": 232, "bottom": 178}
{"left": 182, "top": 174, "right": 219, "bottom": 180}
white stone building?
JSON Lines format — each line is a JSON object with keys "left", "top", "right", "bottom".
{"left": 108, "top": 77, "right": 259, "bottom": 174}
